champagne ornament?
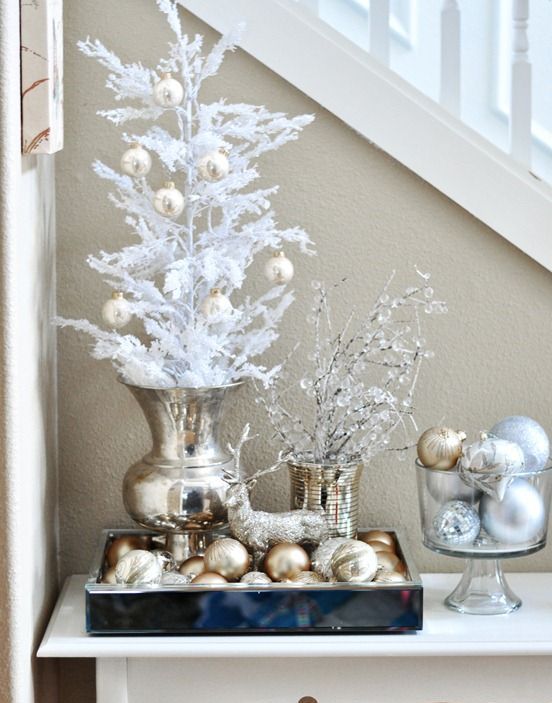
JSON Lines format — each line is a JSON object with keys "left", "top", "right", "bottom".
{"left": 120, "top": 142, "right": 152, "bottom": 177}
{"left": 240, "top": 571, "right": 272, "bottom": 585}
{"left": 153, "top": 182, "right": 185, "bottom": 218}
{"left": 264, "top": 251, "right": 294, "bottom": 284}
{"left": 203, "top": 538, "right": 250, "bottom": 580}
{"left": 417, "top": 427, "right": 466, "bottom": 470}
{"left": 198, "top": 149, "right": 230, "bottom": 182}
{"left": 264, "top": 543, "right": 310, "bottom": 581}
{"left": 101, "top": 292, "right": 132, "bottom": 329}
{"left": 331, "top": 540, "right": 378, "bottom": 583}
{"left": 115, "top": 550, "right": 163, "bottom": 585}
{"left": 199, "top": 288, "right": 232, "bottom": 317}
{"left": 153, "top": 72, "right": 184, "bottom": 107}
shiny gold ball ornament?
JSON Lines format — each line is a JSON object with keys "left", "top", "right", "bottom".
{"left": 153, "top": 72, "right": 184, "bottom": 107}
{"left": 179, "top": 556, "right": 205, "bottom": 578}
{"left": 376, "top": 551, "right": 400, "bottom": 572}
{"left": 198, "top": 149, "right": 230, "bottom": 182}
{"left": 331, "top": 541, "right": 378, "bottom": 583}
{"left": 203, "top": 538, "right": 250, "bottom": 581}
{"left": 153, "top": 181, "right": 185, "bottom": 218}
{"left": 191, "top": 571, "right": 228, "bottom": 585}
{"left": 360, "top": 530, "right": 395, "bottom": 549}
{"left": 199, "top": 288, "right": 233, "bottom": 318}
{"left": 101, "top": 566, "right": 117, "bottom": 584}
{"left": 365, "top": 540, "right": 395, "bottom": 554}
{"left": 240, "top": 571, "right": 272, "bottom": 585}
{"left": 101, "top": 291, "right": 132, "bottom": 330}
{"left": 290, "top": 571, "right": 323, "bottom": 584}
{"left": 264, "top": 251, "right": 294, "bottom": 285}
{"left": 374, "top": 570, "right": 406, "bottom": 584}
{"left": 120, "top": 142, "right": 152, "bottom": 177}
{"left": 264, "top": 543, "right": 310, "bottom": 582}
{"left": 106, "top": 535, "right": 145, "bottom": 567}
{"left": 417, "top": 427, "right": 466, "bottom": 470}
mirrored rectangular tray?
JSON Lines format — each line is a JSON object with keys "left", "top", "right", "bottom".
{"left": 86, "top": 528, "right": 423, "bottom": 635}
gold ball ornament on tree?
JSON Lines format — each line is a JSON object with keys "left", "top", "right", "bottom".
{"left": 264, "top": 543, "right": 310, "bottom": 582}
{"left": 198, "top": 149, "right": 230, "bottom": 182}
{"left": 179, "top": 556, "right": 205, "bottom": 578}
{"left": 264, "top": 251, "right": 294, "bottom": 285}
{"left": 153, "top": 72, "right": 184, "bottom": 108}
{"left": 199, "top": 288, "right": 232, "bottom": 318}
{"left": 331, "top": 541, "right": 378, "bottom": 583}
{"left": 106, "top": 535, "right": 145, "bottom": 567}
{"left": 191, "top": 571, "right": 228, "bottom": 585}
{"left": 203, "top": 538, "right": 250, "bottom": 580}
{"left": 417, "top": 427, "right": 466, "bottom": 470}
{"left": 153, "top": 181, "right": 185, "bottom": 218}
{"left": 101, "top": 292, "right": 132, "bottom": 330}
{"left": 120, "top": 142, "right": 152, "bottom": 177}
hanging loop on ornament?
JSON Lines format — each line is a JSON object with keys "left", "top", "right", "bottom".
{"left": 153, "top": 181, "right": 185, "bottom": 218}
{"left": 101, "top": 291, "right": 132, "bottom": 330}
{"left": 153, "top": 72, "right": 184, "bottom": 108}
{"left": 264, "top": 251, "right": 294, "bottom": 284}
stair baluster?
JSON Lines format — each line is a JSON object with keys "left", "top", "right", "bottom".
{"left": 440, "top": 0, "right": 461, "bottom": 116}
{"left": 510, "top": 0, "right": 532, "bottom": 167}
{"left": 300, "top": 0, "right": 319, "bottom": 16}
{"left": 370, "top": 0, "right": 390, "bottom": 67}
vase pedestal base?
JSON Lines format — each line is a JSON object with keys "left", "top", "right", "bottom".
{"left": 444, "top": 558, "right": 521, "bottom": 615}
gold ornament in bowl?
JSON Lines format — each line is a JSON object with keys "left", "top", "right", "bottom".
{"left": 290, "top": 571, "right": 323, "bottom": 584}
{"left": 179, "top": 555, "right": 205, "bottom": 578}
{"left": 417, "top": 427, "right": 466, "bottom": 470}
{"left": 101, "top": 566, "right": 117, "bottom": 584}
{"left": 365, "top": 540, "right": 395, "bottom": 554}
{"left": 264, "top": 543, "right": 310, "bottom": 581}
{"left": 376, "top": 551, "right": 400, "bottom": 572}
{"left": 360, "top": 530, "right": 395, "bottom": 549}
{"left": 204, "top": 538, "right": 250, "bottom": 580}
{"left": 374, "top": 570, "right": 406, "bottom": 584}
{"left": 331, "top": 541, "right": 378, "bottom": 583}
{"left": 240, "top": 571, "right": 272, "bottom": 585}
{"left": 191, "top": 571, "right": 228, "bottom": 585}
{"left": 106, "top": 536, "right": 148, "bottom": 567}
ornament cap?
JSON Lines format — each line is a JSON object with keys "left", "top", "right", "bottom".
{"left": 210, "top": 287, "right": 221, "bottom": 296}
{"left": 164, "top": 181, "right": 175, "bottom": 189}
{"left": 160, "top": 72, "right": 172, "bottom": 80}
{"left": 112, "top": 291, "right": 124, "bottom": 300}
{"left": 273, "top": 251, "right": 286, "bottom": 258}
{"left": 129, "top": 141, "right": 140, "bottom": 149}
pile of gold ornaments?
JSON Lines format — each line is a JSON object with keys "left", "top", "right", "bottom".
{"left": 102, "top": 531, "right": 409, "bottom": 587}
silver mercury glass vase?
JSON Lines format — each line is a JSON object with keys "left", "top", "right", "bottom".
{"left": 287, "top": 458, "right": 364, "bottom": 538}
{"left": 122, "top": 380, "right": 243, "bottom": 560}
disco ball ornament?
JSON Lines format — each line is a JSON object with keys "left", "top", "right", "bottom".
{"left": 425, "top": 469, "right": 482, "bottom": 504}
{"left": 459, "top": 435, "right": 524, "bottom": 501}
{"left": 490, "top": 416, "right": 550, "bottom": 473}
{"left": 480, "top": 478, "right": 546, "bottom": 545}
{"left": 432, "top": 500, "right": 480, "bottom": 546}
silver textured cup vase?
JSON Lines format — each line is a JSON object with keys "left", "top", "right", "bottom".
{"left": 287, "top": 458, "right": 364, "bottom": 538}
{"left": 122, "top": 380, "right": 243, "bottom": 559}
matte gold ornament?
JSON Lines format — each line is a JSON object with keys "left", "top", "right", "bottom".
{"left": 101, "top": 292, "right": 132, "bottom": 330}
{"left": 417, "top": 427, "right": 466, "bottom": 470}
{"left": 204, "top": 538, "right": 250, "bottom": 580}
{"left": 331, "top": 541, "right": 378, "bottom": 583}
{"left": 106, "top": 535, "right": 145, "bottom": 567}
{"left": 199, "top": 287, "right": 232, "bottom": 317}
{"left": 120, "top": 142, "right": 152, "bottom": 177}
{"left": 376, "top": 552, "right": 400, "bottom": 572}
{"left": 290, "top": 571, "right": 323, "bottom": 584}
{"left": 179, "top": 556, "right": 205, "bottom": 578}
{"left": 374, "top": 570, "right": 406, "bottom": 584}
{"left": 395, "top": 561, "right": 408, "bottom": 577}
{"left": 264, "top": 543, "right": 310, "bottom": 582}
{"left": 198, "top": 150, "right": 230, "bottom": 182}
{"left": 191, "top": 571, "right": 228, "bottom": 585}
{"left": 153, "top": 181, "right": 185, "bottom": 218}
{"left": 264, "top": 251, "right": 294, "bottom": 284}
{"left": 360, "top": 530, "right": 395, "bottom": 549}
{"left": 115, "top": 549, "right": 163, "bottom": 585}
{"left": 365, "top": 540, "right": 395, "bottom": 554}
{"left": 240, "top": 571, "right": 272, "bottom": 585}
{"left": 153, "top": 72, "right": 184, "bottom": 107}
{"left": 102, "top": 566, "right": 117, "bottom": 584}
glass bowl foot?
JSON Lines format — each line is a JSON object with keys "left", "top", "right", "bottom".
{"left": 445, "top": 558, "right": 521, "bottom": 615}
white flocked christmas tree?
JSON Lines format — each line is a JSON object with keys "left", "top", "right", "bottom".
{"left": 58, "top": 0, "right": 314, "bottom": 388}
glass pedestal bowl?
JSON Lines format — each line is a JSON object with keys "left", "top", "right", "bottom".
{"left": 416, "top": 460, "right": 552, "bottom": 615}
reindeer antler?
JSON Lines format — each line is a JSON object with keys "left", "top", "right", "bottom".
{"left": 226, "top": 424, "right": 256, "bottom": 482}
{"left": 245, "top": 449, "right": 289, "bottom": 487}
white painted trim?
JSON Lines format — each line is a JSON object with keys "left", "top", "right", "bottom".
{"left": 179, "top": 0, "right": 552, "bottom": 272}
{"left": 97, "top": 659, "right": 129, "bottom": 703}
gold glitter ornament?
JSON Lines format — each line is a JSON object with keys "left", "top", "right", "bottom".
{"left": 179, "top": 556, "right": 205, "bottom": 578}
{"left": 417, "top": 427, "right": 466, "bottom": 470}
{"left": 203, "top": 538, "right": 250, "bottom": 580}
{"left": 331, "top": 541, "right": 378, "bottom": 583}
{"left": 264, "top": 543, "right": 310, "bottom": 581}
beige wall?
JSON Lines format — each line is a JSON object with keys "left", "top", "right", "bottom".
{"left": 57, "top": 2, "right": 552, "bottom": 699}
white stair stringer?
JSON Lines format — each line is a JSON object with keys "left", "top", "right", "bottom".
{"left": 179, "top": 0, "right": 552, "bottom": 272}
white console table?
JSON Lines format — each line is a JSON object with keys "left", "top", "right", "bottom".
{"left": 39, "top": 574, "right": 552, "bottom": 703}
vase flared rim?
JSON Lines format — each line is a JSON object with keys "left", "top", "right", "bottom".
{"left": 118, "top": 377, "right": 245, "bottom": 394}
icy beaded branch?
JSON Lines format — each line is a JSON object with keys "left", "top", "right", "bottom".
{"left": 57, "top": 0, "right": 314, "bottom": 388}
{"left": 258, "top": 271, "right": 446, "bottom": 464}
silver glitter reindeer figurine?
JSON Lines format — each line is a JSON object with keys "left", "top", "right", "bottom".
{"left": 224, "top": 425, "right": 329, "bottom": 562}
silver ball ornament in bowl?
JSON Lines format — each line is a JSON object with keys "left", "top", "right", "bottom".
{"left": 459, "top": 435, "right": 525, "bottom": 501}
{"left": 432, "top": 500, "right": 480, "bottom": 546}
{"left": 425, "top": 468, "right": 482, "bottom": 504}
{"left": 480, "top": 478, "right": 546, "bottom": 545}
{"left": 490, "top": 416, "right": 550, "bottom": 472}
